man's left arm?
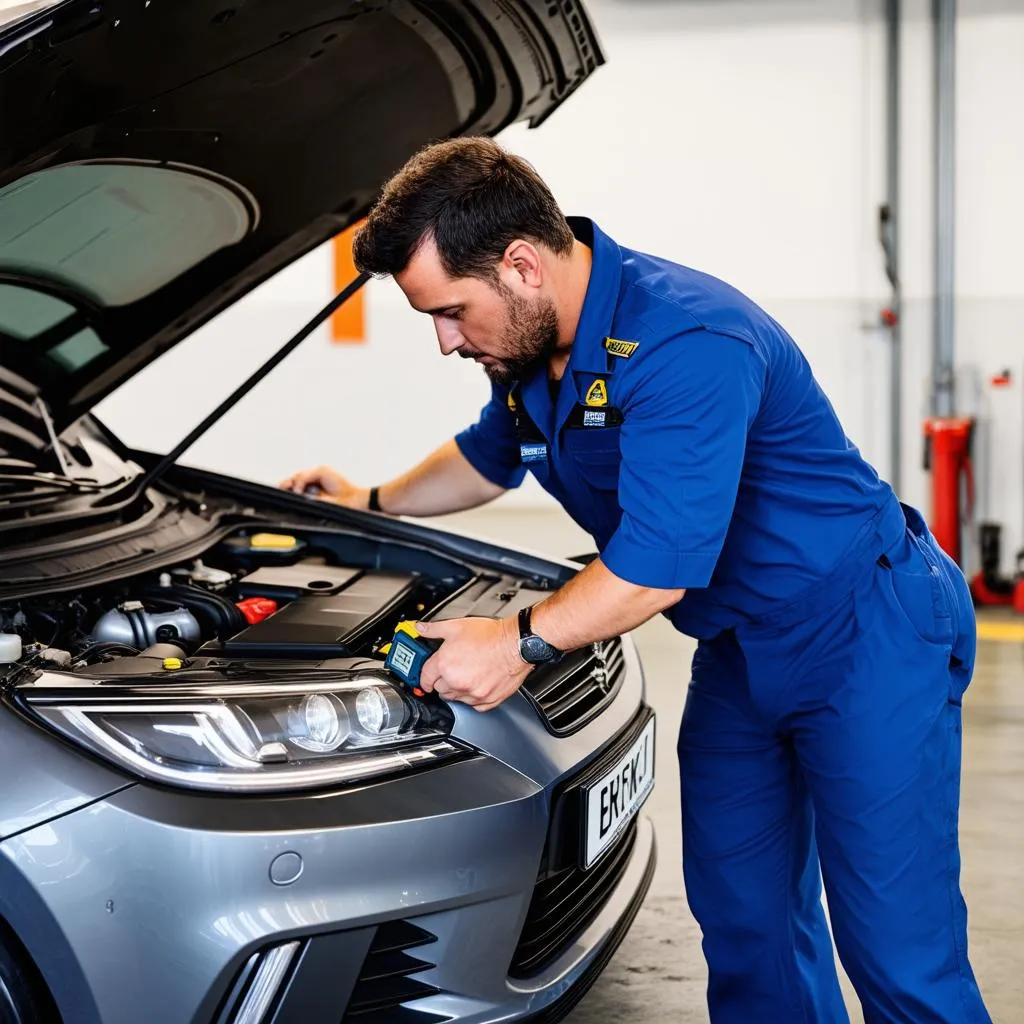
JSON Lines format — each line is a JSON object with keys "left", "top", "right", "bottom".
{"left": 417, "top": 330, "right": 766, "bottom": 710}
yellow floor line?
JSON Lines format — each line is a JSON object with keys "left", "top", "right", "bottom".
{"left": 976, "top": 620, "right": 1024, "bottom": 643}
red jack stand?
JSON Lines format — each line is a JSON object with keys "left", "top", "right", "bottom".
{"left": 923, "top": 417, "right": 975, "bottom": 566}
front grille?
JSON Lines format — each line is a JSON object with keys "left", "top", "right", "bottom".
{"left": 522, "top": 638, "right": 626, "bottom": 734}
{"left": 509, "top": 709, "right": 652, "bottom": 978}
{"left": 342, "top": 921, "right": 446, "bottom": 1024}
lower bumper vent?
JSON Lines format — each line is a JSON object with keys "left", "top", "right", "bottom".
{"left": 342, "top": 920, "right": 447, "bottom": 1024}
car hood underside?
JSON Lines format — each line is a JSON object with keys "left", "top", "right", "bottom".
{"left": 0, "top": 0, "right": 603, "bottom": 431}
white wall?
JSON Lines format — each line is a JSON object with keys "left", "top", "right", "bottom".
{"left": 892, "top": 0, "right": 1024, "bottom": 575}
{"left": 97, "top": 0, "right": 1024, "bottom": 570}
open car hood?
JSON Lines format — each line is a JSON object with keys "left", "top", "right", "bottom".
{"left": 0, "top": 0, "right": 603, "bottom": 444}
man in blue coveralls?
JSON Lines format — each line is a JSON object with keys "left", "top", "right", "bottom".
{"left": 281, "top": 138, "right": 990, "bottom": 1022}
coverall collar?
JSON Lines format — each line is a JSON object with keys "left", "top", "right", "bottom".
{"left": 565, "top": 216, "right": 623, "bottom": 371}
{"left": 520, "top": 217, "right": 623, "bottom": 436}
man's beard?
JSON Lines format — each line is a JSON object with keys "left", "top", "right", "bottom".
{"left": 482, "top": 289, "right": 560, "bottom": 386}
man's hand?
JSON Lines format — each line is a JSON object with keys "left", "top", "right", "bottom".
{"left": 278, "top": 465, "right": 370, "bottom": 509}
{"left": 416, "top": 617, "right": 532, "bottom": 712}
{"left": 277, "top": 443, "right": 506, "bottom": 518}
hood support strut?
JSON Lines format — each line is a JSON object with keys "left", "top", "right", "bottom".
{"left": 125, "top": 271, "right": 371, "bottom": 501}
{"left": 36, "top": 396, "right": 72, "bottom": 477}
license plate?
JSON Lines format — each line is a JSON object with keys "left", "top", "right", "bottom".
{"left": 582, "top": 718, "right": 655, "bottom": 869}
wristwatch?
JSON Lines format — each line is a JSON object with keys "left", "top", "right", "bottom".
{"left": 517, "top": 605, "right": 564, "bottom": 666}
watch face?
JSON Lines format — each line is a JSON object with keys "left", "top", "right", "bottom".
{"left": 521, "top": 634, "right": 555, "bottom": 664}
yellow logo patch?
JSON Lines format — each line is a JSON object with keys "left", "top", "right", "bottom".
{"left": 507, "top": 391, "right": 517, "bottom": 412}
{"left": 604, "top": 337, "right": 639, "bottom": 359}
{"left": 585, "top": 379, "right": 609, "bottom": 407}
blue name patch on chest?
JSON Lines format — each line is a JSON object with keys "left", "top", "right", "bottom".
{"left": 583, "top": 410, "right": 607, "bottom": 427}
{"left": 520, "top": 443, "right": 548, "bottom": 463}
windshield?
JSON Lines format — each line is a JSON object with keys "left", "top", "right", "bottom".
{"left": 0, "top": 285, "right": 108, "bottom": 373}
{"left": 0, "top": 158, "right": 259, "bottom": 523}
{"left": 0, "top": 160, "right": 255, "bottom": 384}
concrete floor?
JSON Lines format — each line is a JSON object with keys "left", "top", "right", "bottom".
{"left": 435, "top": 506, "right": 1024, "bottom": 1023}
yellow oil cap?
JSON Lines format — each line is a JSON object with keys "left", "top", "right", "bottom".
{"left": 162, "top": 657, "right": 183, "bottom": 671}
{"left": 250, "top": 532, "right": 298, "bottom": 550}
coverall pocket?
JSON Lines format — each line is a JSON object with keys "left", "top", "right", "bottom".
{"left": 563, "top": 427, "right": 621, "bottom": 490}
{"left": 525, "top": 459, "right": 551, "bottom": 486}
{"left": 877, "top": 532, "right": 955, "bottom": 649}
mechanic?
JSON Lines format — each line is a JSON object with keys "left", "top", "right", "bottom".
{"left": 280, "top": 138, "right": 990, "bottom": 1023}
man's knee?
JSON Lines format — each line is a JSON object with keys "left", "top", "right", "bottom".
{"left": 682, "top": 844, "right": 822, "bottom": 949}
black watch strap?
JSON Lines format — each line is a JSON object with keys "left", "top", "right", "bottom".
{"left": 518, "top": 605, "right": 532, "bottom": 641}
{"left": 517, "top": 605, "right": 563, "bottom": 665}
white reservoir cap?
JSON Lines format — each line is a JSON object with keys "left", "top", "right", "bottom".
{"left": 0, "top": 634, "right": 23, "bottom": 663}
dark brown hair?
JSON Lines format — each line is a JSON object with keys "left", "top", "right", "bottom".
{"left": 352, "top": 137, "right": 574, "bottom": 282}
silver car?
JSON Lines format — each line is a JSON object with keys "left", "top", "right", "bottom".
{"left": 0, "top": 2, "right": 656, "bottom": 1022}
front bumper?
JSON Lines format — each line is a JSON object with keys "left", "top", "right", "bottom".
{"left": 212, "top": 813, "right": 656, "bottom": 1024}
{"left": 0, "top": 685, "right": 656, "bottom": 1024}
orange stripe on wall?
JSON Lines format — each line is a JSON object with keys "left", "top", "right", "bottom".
{"left": 331, "top": 220, "right": 366, "bottom": 343}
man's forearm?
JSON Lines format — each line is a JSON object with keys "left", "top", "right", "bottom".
{"left": 530, "top": 559, "right": 684, "bottom": 652}
{"left": 375, "top": 439, "right": 506, "bottom": 517}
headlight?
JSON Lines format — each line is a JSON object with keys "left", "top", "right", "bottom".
{"left": 21, "top": 677, "right": 463, "bottom": 792}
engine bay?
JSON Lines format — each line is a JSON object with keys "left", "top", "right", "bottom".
{"left": 0, "top": 523, "right": 627, "bottom": 791}
{"left": 0, "top": 526, "right": 546, "bottom": 683}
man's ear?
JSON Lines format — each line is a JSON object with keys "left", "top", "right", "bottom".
{"left": 503, "top": 239, "right": 543, "bottom": 289}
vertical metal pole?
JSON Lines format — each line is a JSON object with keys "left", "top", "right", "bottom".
{"left": 933, "top": 0, "right": 957, "bottom": 416}
{"left": 884, "top": 0, "right": 902, "bottom": 493}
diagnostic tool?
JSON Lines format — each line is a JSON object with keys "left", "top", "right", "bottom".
{"left": 382, "top": 621, "right": 441, "bottom": 696}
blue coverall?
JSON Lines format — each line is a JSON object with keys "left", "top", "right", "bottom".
{"left": 455, "top": 218, "right": 991, "bottom": 1023}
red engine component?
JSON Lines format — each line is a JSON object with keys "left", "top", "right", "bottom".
{"left": 236, "top": 597, "right": 278, "bottom": 625}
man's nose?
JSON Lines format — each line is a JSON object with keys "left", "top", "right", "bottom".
{"left": 434, "top": 317, "right": 463, "bottom": 356}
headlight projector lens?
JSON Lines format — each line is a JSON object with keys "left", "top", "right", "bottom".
{"left": 356, "top": 688, "right": 395, "bottom": 737}
{"left": 292, "top": 693, "right": 348, "bottom": 752}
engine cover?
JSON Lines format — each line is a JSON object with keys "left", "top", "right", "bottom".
{"left": 220, "top": 570, "right": 418, "bottom": 658}
{"left": 235, "top": 563, "right": 363, "bottom": 600}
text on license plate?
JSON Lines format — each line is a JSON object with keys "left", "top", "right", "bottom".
{"left": 583, "top": 718, "right": 656, "bottom": 869}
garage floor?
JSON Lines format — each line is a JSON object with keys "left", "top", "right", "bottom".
{"left": 435, "top": 507, "right": 1024, "bottom": 1023}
